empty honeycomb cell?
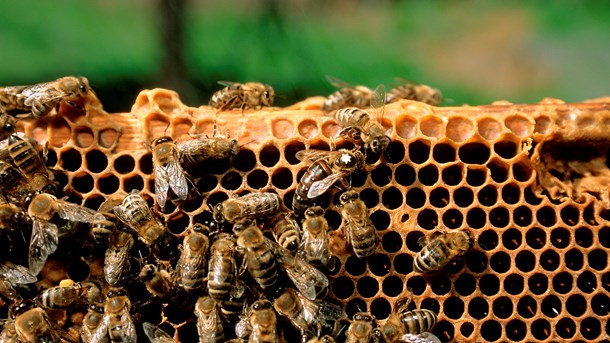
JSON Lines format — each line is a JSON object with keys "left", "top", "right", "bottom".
{"left": 588, "top": 249, "right": 608, "bottom": 270}
{"left": 381, "top": 275, "right": 403, "bottom": 297}
{"left": 442, "top": 164, "right": 463, "bottom": 186}
{"left": 113, "top": 154, "right": 136, "bottom": 174}
{"left": 167, "top": 212, "right": 189, "bottom": 235}
{"left": 512, "top": 206, "right": 532, "bottom": 227}
{"left": 405, "top": 231, "right": 424, "bottom": 252}
{"left": 488, "top": 159, "right": 509, "bottom": 183}
{"left": 455, "top": 273, "right": 476, "bottom": 296}
{"left": 553, "top": 271, "right": 574, "bottom": 294}
{"left": 525, "top": 227, "right": 546, "bottom": 249}
{"left": 432, "top": 143, "right": 456, "bottom": 163}
{"left": 297, "top": 118, "right": 319, "bottom": 138}
{"left": 98, "top": 128, "right": 119, "bottom": 149}
{"left": 371, "top": 210, "right": 391, "bottom": 231}
{"left": 494, "top": 140, "right": 519, "bottom": 159}
{"left": 421, "top": 297, "right": 441, "bottom": 314}
{"left": 468, "top": 297, "right": 489, "bottom": 319}
{"left": 356, "top": 276, "right": 379, "bottom": 298}
{"left": 196, "top": 174, "right": 219, "bottom": 193}
{"left": 408, "top": 140, "right": 431, "bottom": 164}
{"left": 477, "top": 117, "right": 502, "bottom": 141}
{"left": 371, "top": 163, "right": 392, "bottom": 187}
{"left": 478, "top": 230, "right": 499, "bottom": 251}
{"left": 85, "top": 149, "right": 108, "bottom": 173}
{"left": 444, "top": 259, "right": 466, "bottom": 274}
{"left": 583, "top": 203, "right": 597, "bottom": 225}
{"left": 534, "top": 115, "right": 552, "bottom": 134}
{"left": 97, "top": 173, "right": 120, "bottom": 194}
{"left": 345, "top": 298, "right": 367, "bottom": 318}
{"left": 271, "top": 167, "right": 293, "bottom": 189}
{"left": 566, "top": 294, "right": 587, "bottom": 317}
{"left": 220, "top": 171, "right": 242, "bottom": 190}
{"left": 460, "top": 322, "right": 474, "bottom": 338}
{"left": 158, "top": 199, "right": 177, "bottom": 214}
{"left": 351, "top": 171, "right": 368, "bottom": 188}
{"left": 478, "top": 185, "right": 498, "bottom": 207}
{"left": 466, "top": 167, "right": 487, "bottom": 186}
{"left": 577, "top": 271, "right": 597, "bottom": 293}
{"left": 73, "top": 126, "right": 94, "bottom": 148}
{"left": 393, "top": 253, "right": 413, "bottom": 274}
{"left": 515, "top": 250, "right": 536, "bottom": 272}
{"left": 146, "top": 117, "right": 171, "bottom": 139}
{"left": 394, "top": 164, "right": 416, "bottom": 186}
{"left": 501, "top": 183, "right": 520, "bottom": 204}
{"left": 541, "top": 295, "right": 562, "bottom": 318}
{"left": 395, "top": 115, "right": 418, "bottom": 139}
{"left": 504, "top": 273, "right": 525, "bottom": 295}
{"left": 406, "top": 275, "right": 427, "bottom": 295}
{"left": 453, "top": 187, "right": 474, "bottom": 207}
{"left": 550, "top": 227, "right": 570, "bottom": 248}
{"left": 430, "top": 274, "right": 452, "bottom": 295}
{"left": 446, "top": 116, "right": 475, "bottom": 143}
{"left": 360, "top": 188, "right": 380, "bottom": 208}
{"left": 531, "top": 318, "right": 551, "bottom": 340}
{"left": 566, "top": 248, "right": 584, "bottom": 270}
{"left": 517, "top": 295, "right": 537, "bottom": 318}
{"left": 416, "top": 209, "right": 438, "bottom": 230}
{"left": 490, "top": 251, "right": 511, "bottom": 273}
{"left": 368, "top": 254, "right": 391, "bottom": 276}
{"left": 54, "top": 171, "right": 69, "bottom": 191}
{"left": 45, "top": 148, "right": 58, "bottom": 168}
{"left": 430, "top": 187, "right": 450, "bottom": 208}
{"left": 83, "top": 195, "right": 105, "bottom": 210}
{"left": 556, "top": 318, "right": 577, "bottom": 339}
{"left": 480, "top": 274, "right": 500, "bottom": 296}
{"left": 49, "top": 117, "right": 71, "bottom": 147}
{"left": 271, "top": 118, "right": 295, "bottom": 139}
{"left": 205, "top": 191, "right": 229, "bottom": 209}
{"left": 66, "top": 258, "right": 90, "bottom": 282}
{"left": 504, "top": 114, "right": 534, "bottom": 138}
{"left": 418, "top": 164, "right": 439, "bottom": 185}
{"left": 182, "top": 196, "right": 204, "bottom": 213}
{"left": 385, "top": 140, "right": 406, "bottom": 164}
{"left": 481, "top": 320, "right": 502, "bottom": 342}
{"left": 60, "top": 148, "right": 82, "bottom": 171}
{"left": 325, "top": 210, "right": 341, "bottom": 230}
{"left": 259, "top": 144, "right": 280, "bottom": 167}
{"left": 405, "top": 188, "right": 426, "bottom": 209}
{"left": 575, "top": 227, "right": 593, "bottom": 248}
{"left": 345, "top": 255, "right": 367, "bottom": 276}
{"left": 233, "top": 149, "right": 257, "bottom": 172}
{"left": 511, "top": 157, "right": 534, "bottom": 182}
{"left": 442, "top": 209, "right": 463, "bottom": 228}
{"left": 502, "top": 228, "right": 522, "bottom": 250}
{"left": 283, "top": 141, "right": 306, "bottom": 165}
{"left": 560, "top": 204, "right": 580, "bottom": 226}
{"left": 123, "top": 174, "right": 144, "bottom": 192}
{"left": 443, "top": 296, "right": 465, "bottom": 320}
{"left": 540, "top": 249, "right": 560, "bottom": 271}
{"left": 459, "top": 142, "right": 491, "bottom": 164}
{"left": 139, "top": 152, "right": 153, "bottom": 174}
{"left": 369, "top": 297, "right": 391, "bottom": 320}
{"left": 591, "top": 293, "right": 610, "bottom": 316}
{"left": 466, "top": 207, "right": 486, "bottom": 229}
{"left": 536, "top": 206, "right": 557, "bottom": 227}
{"left": 600, "top": 226, "right": 610, "bottom": 248}
{"left": 466, "top": 250, "right": 488, "bottom": 273}
{"left": 420, "top": 115, "right": 444, "bottom": 139}
{"left": 505, "top": 319, "right": 526, "bottom": 342}
{"left": 71, "top": 172, "right": 94, "bottom": 193}
{"left": 246, "top": 169, "right": 269, "bottom": 189}
{"left": 492, "top": 296, "right": 513, "bottom": 319}
{"left": 489, "top": 207, "right": 509, "bottom": 228}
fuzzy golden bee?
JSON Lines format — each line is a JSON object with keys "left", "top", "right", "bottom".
{"left": 0, "top": 76, "right": 90, "bottom": 118}
{"left": 236, "top": 225, "right": 279, "bottom": 291}
{"left": 207, "top": 233, "right": 239, "bottom": 301}
{"left": 413, "top": 229, "right": 473, "bottom": 273}
{"left": 346, "top": 312, "right": 377, "bottom": 343}
{"left": 249, "top": 299, "right": 279, "bottom": 343}
{"left": 11, "top": 300, "right": 70, "bottom": 343}
{"left": 385, "top": 78, "right": 441, "bottom": 106}
{"left": 7, "top": 134, "right": 54, "bottom": 194}
{"left": 113, "top": 190, "right": 166, "bottom": 246}
{"left": 151, "top": 136, "right": 190, "bottom": 209}
{"left": 209, "top": 81, "right": 274, "bottom": 111}
{"left": 298, "top": 206, "right": 332, "bottom": 268}
{"left": 177, "top": 130, "right": 240, "bottom": 168}
{"left": 194, "top": 296, "right": 225, "bottom": 343}
{"left": 381, "top": 297, "right": 438, "bottom": 340}
{"left": 293, "top": 149, "right": 365, "bottom": 214}
{"left": 333, "top": 107, "right": 390, "bottom": 154}
{"left": 339, "top": 191, "right": 378, "bottom": 259}
{"left": 102, "top": 288, "right": 136, "bottom": 343}
{"left": 89, "top": 194, "right": 123, "bottom": 245}
{"left": 214, "top": 192, "right": 281, "bottom": 224}
{"left": 270, "top": 212, "right": 302, "bottom": 254}
{"left": 322, "top": 76, "right": 380, "bottom": 112}
{"left": 104, "top": 230, "right": 135, "bottom": 286}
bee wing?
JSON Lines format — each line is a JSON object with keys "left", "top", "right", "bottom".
{"left": 280, "top": 253, "right": 328, "bottom": 301}
{"left": 85, "top": 312, "right": 110, "bottom": 343}
{"left": 143, "top": 322, "right": 173, "bottom": 343}
{"left": 196, "top": 303, "right": 219, "bottom": 340}
{"left": 154, "top": 165, "right": 170, "bottom": 209}
{"left": 98, "top": 195, "right": 124, "bottom": 214}
{"left": 57, "top": 200, "right": 99, "bottom": 223}
{"left": 22, "top": 83, "right": 63, "bottom": 107}
{"left": 28, "top": 219, "right": 59, "bottom": 275}
{"left": 104, "top": 240, "right": 131, "bottom": 285}
{"left": 326, "top": 76, "right": 354, "bottom": 89}
{"left": 166, "top": 159, "right": 189, "bottom": 200}
{"left": 217, "top": 81, "right": 238, "bottom": 87}
{"left": 118, "top": 305, "right": 137, "bottom": 342}
{"left": 399, "top": 333, "right": 442, "bottom": 343}
{"left": 307, "top": 173, "right": 344, "bottom": 199}
{"left": 295, "top": 149, "right": 337, "bottom": 163}
{"left": 0, "top": 262, "right": 37, "bottom": 284}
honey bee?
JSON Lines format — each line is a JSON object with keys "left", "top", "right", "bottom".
{"left": 139, "top": 264, "right": 175, "bottom": 299}
{"left": 322, "top": 76, "right": 379, "bottom": 112}
{"left": 236, "top": 225, "right": 279, "bottom": 291}
{"left": 177, "top": 131, "right": 240, "bottom": 168}
{"left": 273, "top": 288, "right": 343, "bottom": 342}
{"left": 104, "top": 230, "right": 135, "bottom": 286}
{"left": 293, "top": 149, "right": 365, "bottom": 214}
{"left": 194, "top": 296, "right": 225, "bottom": 343}
{"left": 345, "top": 312, "right": 377, "bottom": 343}
{"left": 385, "top": 78, "right": 441, "bottom": 106}
{"left": 142, "top": 322, "right": 174, "bottom": 343}
{"left": 209, "top": 81, "right": 275, "bottom": 111}
{"left": 102, "top": 288, "right": 136, "bottom": 343}
{"left": 81, "top": 303, "right": 108, "bottom": 343}
{"left": 333, "top": 106, "right": 389, "bottom": 154}
{"left": 7, "top": 134, "right": 54, "bottom": 194}
{"left": 24, "top": 192, "right": 100, "bottom": 275}
{"left": 298, "top": 206, "right": 332, "bottom": 268}
{"left": 413, "top": 229, "right": 473, "bottom": 273}
{"left": 11, "top": 300, "right": 68, "bottom": 343}
{"left": 270, "top": 212, "right": 301, "bottom": 254}
{"left": 0, "top": 160, "right": 32, "bottom": 203}
{"left": 207, "top": 233, "right": 239, "bottom": 301}
{"left": 176, "top": 224, "right": 209, "bottom": 292}
{"left": 339, "top": 191, "right": 378, "bottom": 259}
{"left": 90, "top": 194, "right": 123, "bottom": 244}
{"left": 38, "top": 279, "right": 101, "bottom": 310}
{"left": 381, "top": 297, "right": 438, "bottom": 340}
{"left": 151, "top": 136, "right": 190, "bottom": 209}
{"left": 113, "top": 190, "right": 166, "bottom": 246}
{"left": 0, "top": 111, "right": 16, "bottom": 141}
{"left": 0, "top": 76, "right": 90, "bottom": 118}
{"left": 214, "top": 192, "right": 281, "bottom": 224}
{"left": 0, "top": 262, "right": 37, "bottom": 302}
{"left": 0, "top": 202, "right": 31, "bottom": 258}
{"left": 276, "top": 245, "right": 329, "bottom": 301}
{"left": 249, "top": 299, "right": 279, "bottom": 343}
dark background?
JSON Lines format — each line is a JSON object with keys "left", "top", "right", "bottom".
{"left": 1, "top": 0, "right": 608, "bottom": 112}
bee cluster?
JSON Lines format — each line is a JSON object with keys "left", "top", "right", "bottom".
{"left": 0, "top": 76, "right": 609, "bottom": 342}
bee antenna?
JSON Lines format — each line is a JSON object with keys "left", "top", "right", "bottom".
{"left": 239, "top": 139, "right": 256, "bottom": 148}
{"left": 163, "top": 122, "right": 171, "bottom": 137}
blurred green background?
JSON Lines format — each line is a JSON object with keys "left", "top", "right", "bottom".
{"left": 0, "top": 0, "right": 608, "bottom": 112}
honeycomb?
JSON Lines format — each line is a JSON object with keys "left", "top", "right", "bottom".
{"left": 9, "top": 88, "right": 610, "bottom": 342}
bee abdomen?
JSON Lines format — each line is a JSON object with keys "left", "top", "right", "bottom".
{"left": 413, "top": 241, "right": 450, "bottom": 273}
{"left": 400, "top": 309, "right": 437, "bottom": 334}
{"left": 275, "top": 230, "right": 300, "bottom": 253}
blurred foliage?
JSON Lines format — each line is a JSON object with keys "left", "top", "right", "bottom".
{"left": 0, "top": 0, "right": 608, "bottom": 111}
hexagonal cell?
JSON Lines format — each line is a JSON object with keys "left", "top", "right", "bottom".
{"left": 446, "top": 116, "right": 475, "bottom": 143}
{"left": 420, "top": 115, "right": 444, "bottom": 139}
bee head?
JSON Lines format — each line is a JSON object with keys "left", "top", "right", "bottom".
{"left": 263, "top": 85, "right": 275, "bottom": 106}
{"left": 107, "top": 288, "right": 127, "bottom": 298}
{"left": 353, "top": 312, "right": 374, "bottom": 322}
{"left": 10, "top": 299, "right": 37, "bottom": 319}
{"left": 152, "top": 136, "right": 173, "bottom": 146}
{"left": 370, "top": 135, "right": 390, "bottom": 154}
{"left": 339, "top": 191, "right": 358, "bottom": 204}
{"left": 212, "top": 203, "right": 225, "bottom": 223}
{"left": 252, "top": 299, "right": 272, "bottom": 311}
{"left": 305, "top": 206, "right": 324, "bottom": 218}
